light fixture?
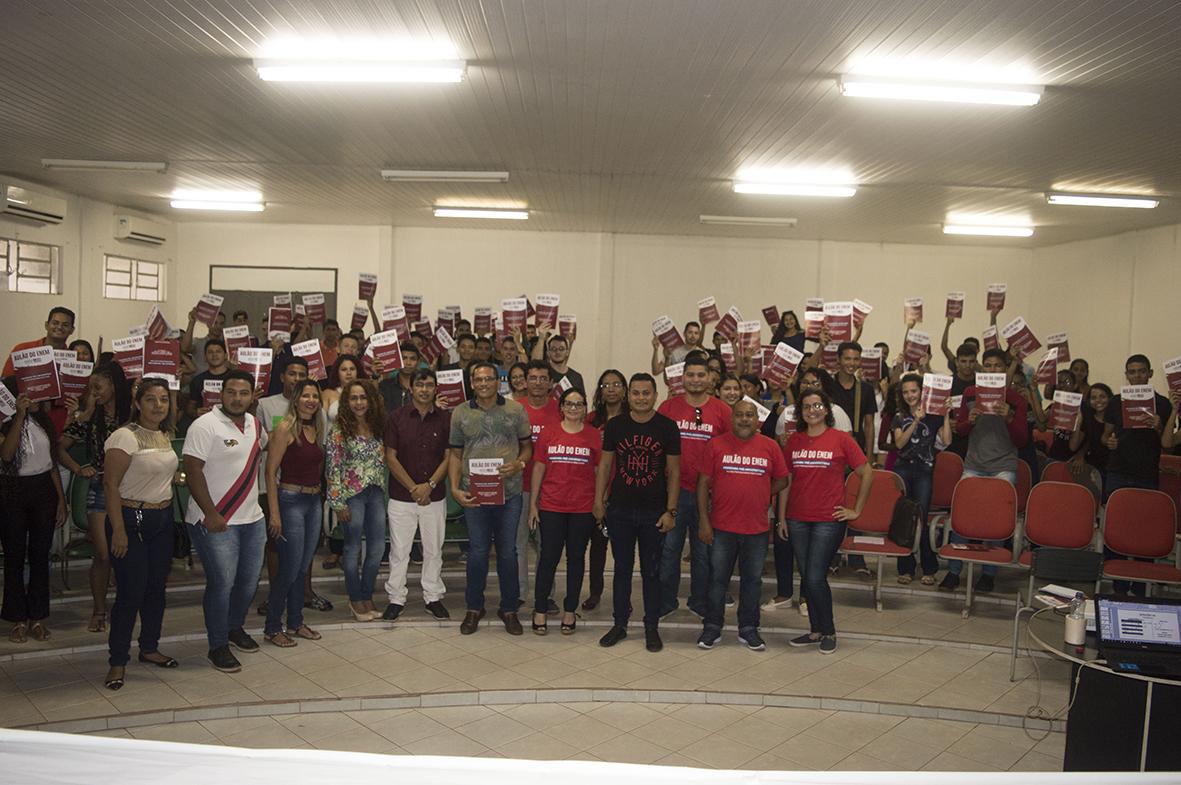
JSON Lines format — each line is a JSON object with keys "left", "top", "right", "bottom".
{"left": 839, "top": 75, "right": 1043, "bottom": 106}
{"left": 434, "top": 206, "right": 528, "bottom": 220}
{"left": 255, "top": 59, "right": 465, "bottom": 83}
{"left": 943, "top": 224, "right": 1033, "bottom": 238}
{"left": 381, "top": 170, "right": 509, "bottom": 183}
{"left": 699, "top": 215, "right": 798, "bottom": 227}
{"left": 732, "top": 182, "right": 856, "bottom": 198}
{"left": 1046, "top": 193, "right": 1159, "bottom": 209}
{"left": 170, "top": 189, "right": 264, "bottom": 212}
{"left": 41, "top": 159, "right": 168, "bottom": 173}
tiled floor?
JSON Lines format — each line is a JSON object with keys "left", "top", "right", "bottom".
{"left": 1, "top": 552, "right": 1075, "bottom": 771}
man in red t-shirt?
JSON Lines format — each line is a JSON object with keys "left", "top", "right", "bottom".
{"left": 4, "top": 306, "right": 76, "bottom": 434}
{"left": 696, "top": 400, "right": 788, "bottom": 650}
{"left": 656, "top": 355, "right": 732, "bottom": 618}
{"left": 517, "top": 361, "right": 562, "bottom": 607}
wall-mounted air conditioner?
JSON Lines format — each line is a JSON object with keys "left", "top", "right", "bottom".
{"left": 115, "top": 214, "right": 168, "bottom": 245}
{"left": 2, "top": 184, "right": 67, "bottom": 224}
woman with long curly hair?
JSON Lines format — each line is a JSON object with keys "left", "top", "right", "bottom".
{"left": 325, "top": 379, "right": 387, "bottom": 621}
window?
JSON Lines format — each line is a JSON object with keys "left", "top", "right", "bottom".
{"left": 103, "top": 254, "right": 165, "bottom": 301}
{"left": 1, "top": 238, "right": 63, "bottom": 294}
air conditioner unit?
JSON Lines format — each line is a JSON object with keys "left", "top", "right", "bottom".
{"left": 2, "top": 184, "right": 67, "bottom": 224}
{"left": 115, "top": 214, "right": 168, "bottom": 245}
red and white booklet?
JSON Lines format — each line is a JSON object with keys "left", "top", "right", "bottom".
{"left": 53, "top": 349, "right": 76, "bottom": 367}
{"left": 436, "top": 308, "right": 457, "bottom": 337}
{"left": 436, "top": 369, "right": 466, "bottom": 409}
{"left": 803, "top": 311, "right": 824, "bottom": 341}
{"left": 402, "top": 294, "right": 423, "bottom": 323}
{"left": 736, "top": 320, "right": 762, "bottom": 354}
{"left": 381, "top": 305, "right": 411, "bottom": 340}
{"left": 903, "top": 329, "right": 931, "bottom": 365}
{"left": 903, "top": 297, "right": 923, "bottom": 324}
{"left": 820, "top": 342, "right": 839, "bottom": 373}
{"left": 12, "top": 346, "right": 62, "bottom": 402}
{"left": 697, "top": 296, "right": 721, "bottom": 325}
{"left": 236, "top": 347, "right": 273, "bottom": 395}
{"left": 268, "top": 306, "right": 293, "bottom": 334}
{"left": 446, "top": 305, "right": 463, "bottom": 323}
{"left": 762, "top": 343, "right": 803, "bottom": 388}
{"left": 144, "top": 339, "right": 180, "bottom": 377}
{"left": 742, "top": 395, "right": 772, "bottom": 425}
{"left": 350, "top": 304, "right": 368, "bottom": 332}
{"left": 1165, "top": 355, "right": 1181, "bottom": 395}
{"left": 146, "top": 304, "right": 170, "bottom": 340}
{"left": 421, "top": 325, "right": 455, "bottom": 366}
{"left": 719, "top": 343, "right": 736, "bottom": 372}
{"left": 986, "top": 283, "right": 1007, "bottom": 312}
{"left": 58, "top": 360, "right": 93, "bottom": 400}
{"left": 0, "top": 384, "right": 16, "bottom": 423}
{"left": 762, "top": 305, "right": 780, "bottom": 328}
{"left": 273, "top": 293, "right": 292, "bottom": 307}
{"left": 292, "top": 339, "right": 327, "bottom": 381}
{"left": 945, "top": 292, "right": 965, "bottom": 319}
{"left": 1046, "top": 332, "right": 1071, "bottom": 365}
{"left": 860, "top": 347, "right": 882, "bottom": 381}
{"left": 474, "top": 307, "right": 493, "bottom": 336}
{"left": 716, "top": 306, "right": 742, "bottom": 342}
{"left": 551, "top": 375, "right": 573, "bottom": 402}
{"left": 534, "top": 294, "right": 560, "bottom": 328}
{"left": 558, "top": 315, "right": 577, "bottom": 340}
{"left": 501, "top": 298, "right": 527, "bottom": 332}
{"left": 974, "top": 373, "right": 1008, "bottom": 414}
{"left": 413, "top": 320, "right": 434, "bottom": 341}
{"left": 1120, "top": 385, "right": 1157, "bottom": 429}
{"left": 223, "top": 325, "right": 251, "bottom": 362}
{"left": 301, "top": 293, "right": 327, "bottom": 325}
{"left": 748, "top": 347, "right": 767, "bottom": 377}
{"left": 368, "top": 330, "right": 404, "bottom": 372}
{"left": 823, "top": 301, "right": 853, "bottom": 342}
{"left": 202, "top": 379, "right": 223, "bottom": 410}
{"left": 1050, "top": 391, "right": 1083, "bottom": 432}
{"left": 1034, "top": 348, "right": 1059, "bottom": 385}
{"left": 358, "top": 273, "right": 378, "bottom": 300}
{"left": 921, "top": 373, "right": 953, "bottom": 416}
{"left": 982, "top": 326, "right": 1000, "bottom": 351}
{"left": 652, "top": 315, "right": 685, "bottom": 351}
{"left": 852, "top": 299, "right": 873, "bottom": 329}
{"left": 1001, "top": 316, "right": 1042, "bottom": 359}
{"left": 664, "top": 362, "right": 685, "bottom": 396}
{"left": 469, "top": 458, "right": 505, "bottom": 505}
{"left": 805, "top": 298, "right": 824, "bottom": 314}
{"left": 194, "top": 293, "right": 224, "bottom": 328}
{"left": 112, "top": 335, "right": 145, "bottom": 379}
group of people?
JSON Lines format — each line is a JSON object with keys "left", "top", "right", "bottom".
{"left": 2, "top": 296, "right": 1178, "bottom": 690}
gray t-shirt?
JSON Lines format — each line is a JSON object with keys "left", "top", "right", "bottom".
{"left": 448, "top": 396, "right": 532, "bottom": 498}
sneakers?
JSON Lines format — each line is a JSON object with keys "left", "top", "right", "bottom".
{"left": 697, "top": 627, "right": 721, "bottom": 650}
{"left": 227, "top": 627, "right": 259, "bottom": 654}
{"left": 738, "top": 629, "right": 766, "bottom": 651}
{"left": 382, "top": 603, "right": 404, "bottom": 621}
{"left": 760, "top": 596, "right": 792, "bottom": 611}
{"left": 424, "top": 601, "right": 450, "bottom": 619}
{"left": 855, "top": 567, "right": 873, "bottom": 580}
{"left": 208, "top": 645, "right": 242, "bottom": 673}
{"left": 644, "top": 625, "right": 663, "bottom": 652}
{"left": 599, "top": 625, "right": 628, "bottom": 647}
{"left": 789, "top": 632, "right": 821, "bottom": 647}
{"left": 497, "top": 610, "right": 524, "bottom": 635}
{"left": 819, "top": 635, "right": 837, "bottom": 655}
{"left": 459, "top": 609, "right": 485, "bottom": 635}
{"left": 938, "top": 573, "right": 961, "bottom": 592}
{"left": 975, "top": 574, "right": 996, "bottom": 593}
{"left": 798, "top": 599, "right": 809, "bottom": 617}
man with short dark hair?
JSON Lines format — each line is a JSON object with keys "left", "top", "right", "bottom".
{"left": 182, "top": 307, "right": 226, "bottom": 374}
{"left": 532, "top": 330, "right": 585, "bottom": 394}
{"left": 3, "top": 306, "right": 76, "bottom": 377}
{"left": 651, "top": 320, "right": 705, "bottom": 375}
{"left": 321, "top": 319, "right": 343, "bottom": 367}
{"left": 442, "top": 333, "right": 478, "bottom": 398}
{"left": 474, "top": 336, "right": 494, "bottom": 363}
{"left": 186, "top": 339, "right": 232, "bottom": 420}
{"left": 379, "top": 342, "right": 422, "bottom": 414}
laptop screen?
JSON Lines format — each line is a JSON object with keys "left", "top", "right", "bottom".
{"left": 1097, "top": 598, "right": 1181, "bottom": 649}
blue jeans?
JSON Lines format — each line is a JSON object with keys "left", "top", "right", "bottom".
{"left": 789, "top": 520, "right": 847, "bottom": 636}
{"left": 1103, "top": 472, "right": 1158, "bottom": 595}
{"left": 658, "top": 488, "right": 711, "bottom": 615}
{"left": 106, "top": 507, "right": 173, "bottom": 666}
{"left": 946, "top": 468, "right": 1015, "bottom": 577}
{"left": 341, "top": 485, "right": 387, "bottom": 602}
{"left": 705, "top": 529, "right": 767, "bottom": 632}
{"left": 895, "top": 460, "right": 938, "bottom": 577}
{"left": 464, "top": 494, "right": 523, "bottom": 613}
{"left": 773, "top": 528, "right": 795, "bottom": 599}
{"left": 265, "top": 490, "right": 322, "bottom": 634}
{"left": 189, "top": 518, "right": 266, "bottom": 650}
{"left": 607, "top": 505, "right": 666, "bottom": 627}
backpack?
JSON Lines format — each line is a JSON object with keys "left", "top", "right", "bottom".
{"left": 888, "top": 495, "right": 923, "bottom": 550}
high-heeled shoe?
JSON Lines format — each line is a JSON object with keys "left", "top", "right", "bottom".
{"left": 561, "top": 614, "right": 578, "bottom": 635}
{"left": 138, "top": 652, "right": 179, "bottom": 668}
{"left": 104, "top": 667, "right": 125, "bottom": 691}
{"left": 531, "top": 614, "right": 547, "bottom": 635}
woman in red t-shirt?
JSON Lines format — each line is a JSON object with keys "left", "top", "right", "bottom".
{"left": 528, "top": 387, "right": 601, "bottom": 635}
{"left": 777, "top": 389, "right": 873, "bottom": 654}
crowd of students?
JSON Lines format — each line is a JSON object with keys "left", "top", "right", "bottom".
{"left": 2, "top": 295, "right": 1178, "bottom": 690}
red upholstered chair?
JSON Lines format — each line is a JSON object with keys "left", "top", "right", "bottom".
{"left": 1041, "top": 461, "right": 1073, "bottom": 484}
{"left": 937, "top": 476, "right": 1023, "bottom": 617}
{"left": 1160, "top": 454, "right": 1181, "bottom": 567}
{"left": 1100, "top": 488, "right": 1181, "bottom": 596}
{"left": 838, "top": 469, "right": 906, "bottom": 611}
{"left": 1018, "top": 481, "right": 1097, "bottom": 594}
{"left": 927, "top": 450, "right": 963, "bottom": 549}
{"left": 1016, "top": 459, "right": 1033, "bottom": 515}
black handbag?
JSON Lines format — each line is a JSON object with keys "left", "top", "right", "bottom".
{"left": 887, "top": 495, "right": 922, "bottom": 550}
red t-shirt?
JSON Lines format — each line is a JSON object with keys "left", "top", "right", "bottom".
{"left": 535, "top": 424, "right": 601, "bottom": 513}
{"left": 782, "top": 427, "right": 866, "bottom": 522}
{"left": 704, "top": 431, "right": 788, "bottom": 534}
{"left": 523, "top": 398, "right": 562, "bottom": 484}
{"left": 658, "top": 395, "right": 732, "bottom": 492}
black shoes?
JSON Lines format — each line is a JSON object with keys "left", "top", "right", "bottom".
{"left": 208, "top": 645, "right": 242, "bottom": 673}
{"left": 644, "top": 625, "right": 663, "bottom": 652}
{"left": 738, "top": 629, "right": 766, "bottom": 651}
{"left": 938, "top": 573, "right": 960, "bottom": 592}
{"left": 497, "top": 610, "right": 524, "bottom": 635}
{"left": 382, "top": 603, "right": 404, "bottom": 621}
{"left": 460, "top": 609, "right": 485, "bottom": 635}
{"left": 975, "top": 574, "right": 996, "bottom": 593}
{"left": 227, "top": 627, "right": 259, "bottom": 654}
{"left": 424, "top": 601, "right": 450, "bottom": 619}
{"left": 599, "top": 625, "right": 628, "bottom": 647}
{"left": 697, "top": 627, "right": 721, "bottom": 650}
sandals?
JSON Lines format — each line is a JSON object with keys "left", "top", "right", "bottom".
{"left": 8, "top": 623, "right": 27, "bottom": 644}
{"left": 88, "top": 612, "right": 107, "bottom": 633}
{"left": 265, "top": 631, "right": 298, "bottom": 648}
{"left": 29, "top": 622, "right": 50, "bottom": 642}
{"left": 290, "top": 624, "right": 321, "bottom": 641}
{"left": 349, "top": 602, "right": 378, "bottom": 622}
{"left": 897, "top": 575, "right": 913, "bottom": 585}
{"left": 304, "top": 595, "right": 333, "bottom": 612}
{"left": 920, "top": 574, "right": 937, "bottom": 586}
{"left": 138, "top": 652, "right": 179, "bottom": 668}
{"left": 531, "top": 614, "right": 548, "bottom": 635}
{"left": 104, "top": 667, "right": 125, "bottom": 691}
{"left": 561, "top": 614, "right": 578, "bottom": 635}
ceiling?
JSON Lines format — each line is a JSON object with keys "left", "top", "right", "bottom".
{"left": 2, "top": 0, "right": 1180, "bottom": 246}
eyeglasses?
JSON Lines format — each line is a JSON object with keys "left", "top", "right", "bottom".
{"left": 599, "top": 381, "right": 624, "bottom": 389}
{"left": 694, "top": 407, "right": 703, "bottom": 426}
{"left": 562, "top": 401, "right": 587, "bottom": 409}
{"left": 802, "top": 402, "right": 826, "bottom": 411}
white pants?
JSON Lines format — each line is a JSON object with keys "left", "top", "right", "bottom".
{"left": 384, "top": 499, "right": 446, "bottom": 606}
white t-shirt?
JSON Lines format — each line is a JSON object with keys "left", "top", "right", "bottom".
{"left": 182, "top": 407, "right": 267, "bottom": 525}
{"left": 17, "top": 419, "right": 53, "bottom": 476}
{"left": 775, "top": 403, "right": 851, "bottom": 436}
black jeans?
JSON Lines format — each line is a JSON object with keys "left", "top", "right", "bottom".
{"left": 107, "top": 507, "right": 174, "bottom": 666}
{"left": 586, "top": 525, "right": 609, "bottom": 598}
{"left": 534, "top": 510, "right": 596, "bottom": 614}
{"left": 789, "top": 520, "right": 847, "bottom": 636}
{"left": 606, "top": 505, "right": 666, "bottom": 627}
{"left": 1, "top": 472, "right": 56, "bottom": 623}
{"left": 705, "top": 529, "right": 767, "bottom": 632}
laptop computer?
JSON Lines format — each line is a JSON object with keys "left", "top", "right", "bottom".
{"left": 1095, "top": 595, "right": 1181, "bottom": 678}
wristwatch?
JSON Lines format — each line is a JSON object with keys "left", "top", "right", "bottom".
{"left": 428, "top": 480, "right": 437, "bottom": 489}
{"left": 666, "top": 509, "right": 678, "bottom": 518}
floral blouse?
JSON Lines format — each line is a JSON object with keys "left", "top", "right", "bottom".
{"left": 325, "top": 424, "right": 386, "bottom": 509}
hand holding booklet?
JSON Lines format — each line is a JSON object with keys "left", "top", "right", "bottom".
{"left": 469, "top": 458, "right": 505, "bottom": 506}
{"left": 974, "top": 373, "right": 1007, "bottom": 414}
{"left": 1120, "top": 385, "right": 1157, "bottom": 429}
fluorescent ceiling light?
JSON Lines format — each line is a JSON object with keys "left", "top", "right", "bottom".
{"left": 699, "top": 215, "right": 798, "bottom": 227}
{"left": 943, "top": 224, "right": 1033, "bottom": 238}
{"left": 839, "top": 75, "right": 1043, "bottom": 106}
{"left": 381, "top": 170, "right": 509, "bottom": 183}
{"left": 42, "top": 159, "right": 167, "bottom": 172}
{"left": 170, "top": 189, "right": 264, "bottom": 212}
{"left": 434, "top": 206, "right": 528, "bottom": 220}
{"left": 255, "top": 59, "right": 465, "bottom": 83}
{"left": 1046, "top": 193, "right": 1159, "bottom": 209}
{"left": 170, "top": 200, "right": 264, "bottom": 212}
{"left": 733, "top": 182, "right": 856, "bottom": 198}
